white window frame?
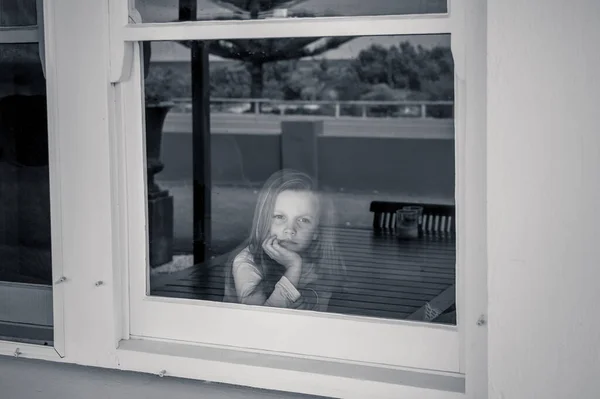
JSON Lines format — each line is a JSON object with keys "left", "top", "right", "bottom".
{"left": 119, "top": 0, "right": 466, "bottom": 373}
{"left": 0, "top": 0, "right": 488, "bottom": 397}
{"left": 0, "top": 0, "right": 65, "bottom": 360}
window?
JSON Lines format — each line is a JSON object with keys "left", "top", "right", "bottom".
{"left": 106, "top": 0, "right": 479, "bottom": 377}
{"left": 145, "top": 35, "right": 456, "bottom": 326}
{"left": 0, "top": 0, "right": 487, "bottom": 395}
{"left": 0, "top": 0, "right": 37, "bottom": 26}
{"left": 0, "top": 0, "right": 54, "bottom": 346}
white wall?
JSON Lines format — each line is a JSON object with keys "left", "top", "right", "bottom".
{"left": 487, "top": 0, "right": 600, "bottom": 398}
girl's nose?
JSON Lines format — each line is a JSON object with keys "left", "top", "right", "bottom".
{"left": 283, "top": 223, "right": 296, "bottom": 237}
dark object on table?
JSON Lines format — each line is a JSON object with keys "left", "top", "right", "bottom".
{"left": 370, "top": 201, "right": 455, "bottom": 238}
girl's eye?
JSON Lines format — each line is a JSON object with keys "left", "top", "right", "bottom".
{"left": 273, "top": 214, "right": 284, "bottom": 220}
{"left": 299, "top": 217, "right": 311, "bottom": 224}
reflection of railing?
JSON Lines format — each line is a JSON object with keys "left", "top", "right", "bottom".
{"left": 171, "top": 98, "right": 454, "bottom": 119}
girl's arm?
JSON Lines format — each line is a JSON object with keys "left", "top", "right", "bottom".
{"left": 232, "top": 257, "right": 302, "bottom": 308}
{"left": 291, "top": 285, "right": 333, "bottom": 312}
{"left": 290, "top": 264, "right": 337, "bottom": 312}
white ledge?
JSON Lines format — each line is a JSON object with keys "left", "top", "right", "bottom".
{"left": 0, "top": 340, "right": 62, "bottom": 361}
{"left": 122, "top": 14, "right": 451, "bottom": 42}
{"left": 117, "top": 338, "right": 465, "bottom": 399}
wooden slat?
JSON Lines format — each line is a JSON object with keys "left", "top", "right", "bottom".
{"left": 154, "top": 274, "right": 446, "bottom": 302}
{"left": 152, "top": 277, "right": 448, "bottom": 322}
{"left": 369, "top": 201, "right": 456, "bottom": 237}
{"left": 151, "top": 227, "right": 456, "bottom": 322}
{"left": 151, "top": 285, "right": 420, "bottom": 319}
{"left": 186, "top": 262, "right": 455, "bottom": 285}
{"left": 158, "top": 277, "right": 445, "bottom": 307}
{"left": 173, "top": 272, "right": 452, "bottom": 292}
{"left": 153, "top": 283, "right": 433, "bottom": 308}
{"left": 150, "top": 286, "right": 414, "bottom": 320}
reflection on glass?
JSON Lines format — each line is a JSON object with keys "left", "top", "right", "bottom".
{"left": 136, "top": 0, "right": 447, "bottom": 23}
{"left": 145, "top": 34, "right": 456, "bottom": 325}
{"left": 0, "top": 43, "right": 53, "bottom": 344}
{"left": 222, "top": 170, "right": 346, "bottom": 311}
{"left": 0, "top": 0, "right": 37, "bottom": 26}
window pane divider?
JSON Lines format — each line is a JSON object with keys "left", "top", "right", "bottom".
{"left": 121, "top": 14, "right": 452, "bottom": 42}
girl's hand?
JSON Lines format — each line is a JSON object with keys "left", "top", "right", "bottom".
{"left": 262, "top": 235, "right": 302, "bottom": 270}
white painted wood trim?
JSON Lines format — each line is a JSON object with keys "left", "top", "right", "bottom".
{"left": 117, "top": 338, "right": 465, "bottom": 399}
{"left": 41, "top": 0, "right": 66, "bottom": 358}
{"left": 109, "top": 56, "right": 138, "bottom": 344}
{"left": 454, "top": 67, "right": 467, "bottom": 372}
{"left": 121, "top": 14, "right": 452, "bottom": 42}
{"left": 108, "top": 0, "right": 136, "bottom": 82}
{"left": 0, "top": 340, "right": 61, "bottom": 360}
{"left": 40, "top": 0, "right": 127, "bottom": 365}
{"left": 1, "top": 333, "right": 465, "bottom": 399}
{"left": 0, "top": 26, "right": 38, "bottom": 43}
{"left": 449, "top": 0, "right": 466, "bottom": 80}
{"left": 130, "top": 297, "right": 460, "bottom": 372}
{"left": 462, "top": 0, "right": 488, "bottom": 397}
{"left": 451, "top": 0, "right": 468, "bottom": 376}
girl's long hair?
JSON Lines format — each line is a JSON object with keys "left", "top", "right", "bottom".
{"left": 224, "top": 169, "right": 346, "bottom": 302}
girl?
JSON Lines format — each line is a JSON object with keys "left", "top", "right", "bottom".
{"left": 223, "top": 169, "right": 346, "bottom": 312}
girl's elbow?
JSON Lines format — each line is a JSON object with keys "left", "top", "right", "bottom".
{"left": 239, "top": 294, "right": 268, "bottom": 307}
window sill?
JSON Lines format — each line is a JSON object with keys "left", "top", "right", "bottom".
{"left": 0, "top": 339, "right": 62, "bottom": 361}
{"left": 116, "top": 338, "right": 465, "bottom": 399}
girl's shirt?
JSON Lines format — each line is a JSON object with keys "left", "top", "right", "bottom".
{"left": 227, "top": 246, "right": 332, "bottom": 311}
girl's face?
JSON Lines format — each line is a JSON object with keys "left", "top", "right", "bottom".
{"left": 269, "top": 190, "right": 319, "bottom": 253}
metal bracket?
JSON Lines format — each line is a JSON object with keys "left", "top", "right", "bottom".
{"left": 476, "top": 314, "right": 486, "bottom": 326}
{"left": 54, "top": 276, "right": 68, "bottom": 285}
{"left": 109, "top": 1, "right": 142, "bottom": 83}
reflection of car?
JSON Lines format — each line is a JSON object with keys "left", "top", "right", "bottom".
{"left": 172, "top": 102, "right": 192, "bottom": 113}
{"left": 302, "top": 104, "right": 321, "bottom": 112}
{"left": 396, "top": 105, "right": 421, "bottom": 117}
{"left": 260, "top": 104, "right": 276, "bottom": 113}
{"left": 225, "top": 103, "right": 251, "bottom": 113}
{"left": 259, "top": 104, "right": 290, "bottom": 115}
{"left": 394, "top": 105, "right": 421, "bottom": 117}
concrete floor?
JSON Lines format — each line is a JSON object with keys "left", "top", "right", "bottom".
{"left": 0, "top": 356, "right": 326, "bottom": 399}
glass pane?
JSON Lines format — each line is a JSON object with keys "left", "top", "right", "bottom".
{"left": 145, "top": 34, "right": 456, "bottom": 325}
{"left": 0, "top": 0, "right": 37, "bottom": 26}
{"left": 0, "top": 43, "right": 53, "bottom": 345}
{"left": 137, "top": 0, "right": 447, "bottom": 23}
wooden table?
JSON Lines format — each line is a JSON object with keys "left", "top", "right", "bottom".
{"left": 151, "top": 228, "right": 456, "bottom": 322}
